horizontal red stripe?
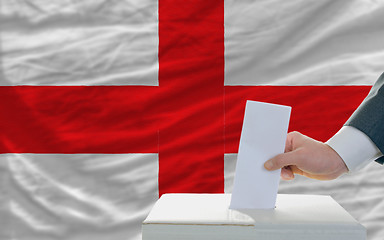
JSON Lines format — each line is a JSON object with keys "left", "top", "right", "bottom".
{"left": 0, "top": 84, "right": 371, "bottom": 197}
{"left": 0, "top": 86, "right": 159, "bottom": 153}
{"left": 224, "top": 86, "right": 371, "bottom": 153}
{"left": 0, "top": 86, "right": 371, "bottom": 154}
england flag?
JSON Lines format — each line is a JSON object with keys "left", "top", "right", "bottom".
{"left": 1, "top": 1, "right": 384, "bottom": 240}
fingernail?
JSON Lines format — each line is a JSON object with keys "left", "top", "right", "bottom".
{"left": 264, "top": 161, "right": 273, "bottom": 170}
{"left": 282, "top": 171, "right": 293, "bottom": 180}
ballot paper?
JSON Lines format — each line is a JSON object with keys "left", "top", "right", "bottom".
{"left": 230, "top": 100, "right": 291, "bottom": 209}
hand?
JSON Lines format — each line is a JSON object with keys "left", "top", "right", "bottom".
{"left": 264, "top": 131, "right": 349, "bottom": 180}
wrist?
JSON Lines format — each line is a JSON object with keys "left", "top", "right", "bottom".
{"left": 325, "top": 144, "right": 348, "bottom": 177}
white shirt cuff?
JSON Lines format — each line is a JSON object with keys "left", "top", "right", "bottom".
{"left": 326, "top": 126, "right": 383, "bottom": 172}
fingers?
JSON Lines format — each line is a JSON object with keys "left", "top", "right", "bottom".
{"left": 264, "top": 150, "right": 302, "bottom": 171}
{"left": 289, "top": 165, "right": 304, "bottom": 176}
{"left": 284, "top": 131, "right": 302, "bottom": 152}
{"left": 281, "top": 167, "right": 294, "bottom": 180}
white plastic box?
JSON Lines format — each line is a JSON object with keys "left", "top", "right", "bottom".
{"left": 142, "top": 194, "right": 366, "bottom": 240}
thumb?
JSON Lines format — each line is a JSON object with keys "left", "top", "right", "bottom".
{"left": 264, "top": 151, "right": 301, "bottom": 171}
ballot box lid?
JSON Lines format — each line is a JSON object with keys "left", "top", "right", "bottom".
{"left": 143, "top": 193, "right": 361, "bottom": 226}
{"left": 143, "top": 194, "right": 366, "bottom": 240}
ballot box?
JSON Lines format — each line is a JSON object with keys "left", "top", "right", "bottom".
{"left": 142, "top": 194, "right": 366, "bottom": 240}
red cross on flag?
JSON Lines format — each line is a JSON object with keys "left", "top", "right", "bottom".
{"left": 0, "top": 1, "right": 382, "bottom": 240}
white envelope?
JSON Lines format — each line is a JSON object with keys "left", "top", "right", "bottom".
{"left": 230, "top": 100, "right": 291, "bottom": 209}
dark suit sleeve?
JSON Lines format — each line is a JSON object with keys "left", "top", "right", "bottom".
{"left": 345, "top": 72, "right": 384, "bottom": 164}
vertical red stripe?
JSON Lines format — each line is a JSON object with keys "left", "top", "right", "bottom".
{"left": 158, "top": 0, "right": 225, "bottom": 194}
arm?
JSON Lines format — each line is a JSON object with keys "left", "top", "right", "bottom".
{"left": 264, "top": 73, "right": 384, "bottom": 180}
{"left": 345, "top": 72, "right": 384, "bottom": 164}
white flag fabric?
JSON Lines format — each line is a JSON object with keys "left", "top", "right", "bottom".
{"left": 225, "top": 0, "right": 383, "bottom": 86}
{"left": 1, "top": 0, "right": 158, "bottom": 86}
